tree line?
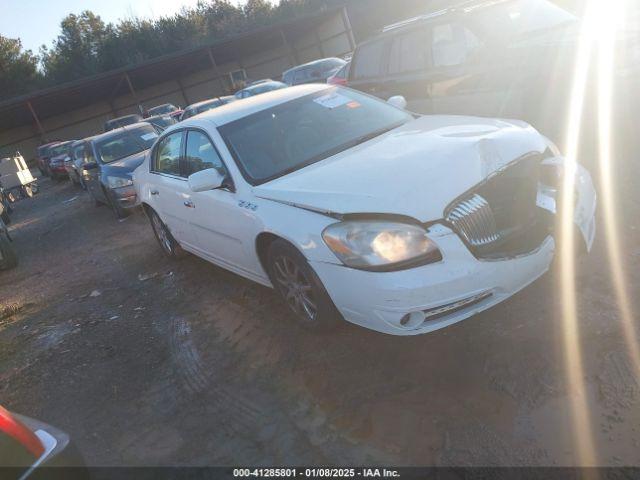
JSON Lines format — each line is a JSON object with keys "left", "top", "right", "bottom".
{"left": 0, "top": 0, "right": 332, "bottom": 101}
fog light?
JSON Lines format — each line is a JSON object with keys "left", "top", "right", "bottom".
{"left": 399, "top": 311, "right": 425, "bottom": 328}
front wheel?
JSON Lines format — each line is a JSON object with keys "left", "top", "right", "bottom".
{"left": 106, "top": 189, "right": 130, "bottom": 220}
{"left": 21, "top": 185, "right": 34, "bottom": 198}
{"left": 149, "top": 209, "right": 185, "bottom": 258}
{"left": 266, "top": 239, "right": 341, "bottom": 331}
{"left": 0, "top": 232, "right": 17, "bottom": 270}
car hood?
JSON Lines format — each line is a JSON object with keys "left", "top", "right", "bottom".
{"left": 101, "top": 151, "right": 147, "bottom": 176}
{"left": 253, "top": 115, "right": 548, "bottom": 222}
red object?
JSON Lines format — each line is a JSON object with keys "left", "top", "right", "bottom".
{"left": 169, "top": 110, "right": 184, "bottom": 120}
{"left": 0, "top": 405, "right": 45, "bottom": 458}
{"left": 327, "top": 76, "right": 347, "bottom": 86}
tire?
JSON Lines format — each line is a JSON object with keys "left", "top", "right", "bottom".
{"left": 266, "top": 239, "right": 341, "bottom": 331}
{"left": 148, "top": 209, "right": 185, "bottom": 258}
{"left": 21, "top": 185, "right": 34, "bottom": 198}
{"left": 0, "top": 232, "right": 17, "bottom": 271}
{"left": 105, "top": 189, "right": 130, "bottom": 220}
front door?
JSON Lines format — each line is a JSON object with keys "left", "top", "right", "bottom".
{"left": 149, "top": 131, "right": 198, "bottom": 248}
{"left": 182, "top": 129, "right": 258, "bottom": 277}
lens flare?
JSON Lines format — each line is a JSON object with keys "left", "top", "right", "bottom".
{"left": 596, "top": 1, "right": 640, "bottom": 378}
{"left": 558, "top": 0, "right": 599, "bottom": 467}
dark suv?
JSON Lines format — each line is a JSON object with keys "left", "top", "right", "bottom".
{"left": 283, "top": 58, "right": 347, "bottom": 86}
{"left": 348, "top": 0, "right": 579, "bottom": 140}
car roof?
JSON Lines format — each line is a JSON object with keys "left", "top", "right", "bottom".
{"left": 243, "top": 81, "right": 286, "bottom": 92}
{"left": 107, "top": 114, "right": 141, "bottom": 122}
{"left": 174, "top": 84, "right": 330, "bottom": 129}
{"left": 283, "top": 57, "right": 345, "bottom": 75}
{"left": 90, "top": 122, "right": 155, "bottom": 143}
{"left": 381, "top": 0, "right": 512, "bottom": 33}
{"left": 185, "top": 97, "right": 227, "bottom": 111}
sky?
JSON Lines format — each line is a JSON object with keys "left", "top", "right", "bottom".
{"left": 0, "top": 0, "right": 255, "bottom": 53}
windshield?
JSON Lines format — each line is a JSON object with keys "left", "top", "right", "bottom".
{"left": 147, "top": 116, "right": 177, "bottom": 129}
{"left": 49, "top": 143, "right": 72, "bottom": 157}
{"left": 467, "top": 0, "right": 576, "bottom": 40}
{"left": 148, "top": 104, "right": 177, "bottom": 115}
{"left": 219, "top": 87, "right": 412, "bottom": 185}
{"left": 96, "top": 125, "right": 158, "bottom": 163}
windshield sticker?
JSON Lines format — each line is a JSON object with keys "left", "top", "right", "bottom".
{"left": 346, "top": 101, "right": 361, "bottom": 109}
{"left": 141, "top": 133, "right": 158, "bottom": 141}
{"left": 313, "top": 93, "right": 352, "bottom": 109}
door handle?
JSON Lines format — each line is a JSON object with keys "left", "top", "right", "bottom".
{"left": 150, "top": 190, "right": 159, "bottom": 196}
{"left": 183, "top": 200, "right": 195, "bottom": 208}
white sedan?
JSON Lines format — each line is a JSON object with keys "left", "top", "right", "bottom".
{"left": 133, "top": 85, "right": 596, "bottom": 335}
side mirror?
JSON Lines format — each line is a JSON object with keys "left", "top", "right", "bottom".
{"left": 83, "top": 162, "right": 98, "bottom": 171}
{"left": 188, "top": 168, "right": 224, "bottom": 192}
{"left": 387, "top": 95, "right": 408, "bottom": 110}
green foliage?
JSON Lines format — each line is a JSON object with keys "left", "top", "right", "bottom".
{"left": 0, "top": 36, "right": 40, "bottom": 99}
{"left": 0, "top": 0, "right": 433, "bottom": 100}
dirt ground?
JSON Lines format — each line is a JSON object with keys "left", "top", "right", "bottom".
{"left": 1, "top": 140, "right": 639, "bottom": 467}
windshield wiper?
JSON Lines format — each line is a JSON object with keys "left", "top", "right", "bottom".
{"left": 347, "top": 122, "right": 405, "bottom": 149}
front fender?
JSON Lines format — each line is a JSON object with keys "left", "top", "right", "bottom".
{"left": 536, "top": 156, "right": 597, "bottom": 252}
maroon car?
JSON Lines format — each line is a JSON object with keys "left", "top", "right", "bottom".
{"left": 146, "top": 103, "right": 183, "bottom": 121}
{"left": 36, "top": 142, "right": 60, "bottom": 177}
{"left": 46, "top": 141, "right": 76, "bottom": 181}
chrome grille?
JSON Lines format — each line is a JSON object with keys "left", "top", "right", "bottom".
{"left": 446, "top": 194, "right": 500, "bottom": 247}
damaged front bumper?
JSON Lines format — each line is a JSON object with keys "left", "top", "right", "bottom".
{"left": 312, "top": 156, "right": 596, "bottom": 336}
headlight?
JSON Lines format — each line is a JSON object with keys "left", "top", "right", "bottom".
{"left": 107, "top": 176, "right": 133, "bottom": 189}
{"left": 322, "top": 220, "right": 442, "bottom": 271}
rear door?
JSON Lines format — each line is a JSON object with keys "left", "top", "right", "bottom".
{"left": 149, "top": 130, "right": 198, "bottom": 248}
{"left": 348, "top": 37, "right": 391, "bottom": 97}
{"left": 384, "top": 27, "right": 434, "bottom": 113}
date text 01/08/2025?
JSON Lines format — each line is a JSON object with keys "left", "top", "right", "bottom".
{"left": 232, "top": 468, "right": 401, "bottom": 478}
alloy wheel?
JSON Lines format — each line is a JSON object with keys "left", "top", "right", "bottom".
{"left": 273, "top": 255, "right": 317, "bottom": 322}
{"left": 151, "top": 213, "right": 173, "bottom": 254}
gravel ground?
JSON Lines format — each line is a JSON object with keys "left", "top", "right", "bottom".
{"left": 0, "top": 137, "right": 639, "bottom": 467}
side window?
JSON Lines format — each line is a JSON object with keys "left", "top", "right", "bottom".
{"left": 154, "top": 132, "right": 182, "bottom": 176}
{"left": 73, "top": 145, "right": 85, "bottom": 163}
{"left": 388, "top": 29, "right": 430, "bottom": 75}
{"left": 431, "top": 23, "right": 482, "bottom": 67}
{"left": 352, "top": 39, "right": 388, "bottom": 80}
{"left": 184, "top": 130, "right": 227, "bottom": 178}
{"left": 85, "top": 144, "right": 96, "bottom": 164}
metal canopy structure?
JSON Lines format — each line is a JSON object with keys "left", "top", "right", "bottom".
{"left": 0, "top": 7, "right": 355, "bottom": 136}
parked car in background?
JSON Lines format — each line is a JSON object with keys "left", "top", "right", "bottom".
{"left": 0, "top": 183, "right": 11, "bottom": 224}
{"left": 0, "top": 405, "right": 88, "bottom": 476}
{"left": 327, "top": 62, "right": 350, "bottom": 86}
{"left": 36, "top": 142, "right": 60, "bottom": 177}
{"left": 134, "top": 84, "right": 596, "bottom": 335}
{"left": 347, "top": 0, "right": 579, "bottom": 140}
{"left": 82, "top": 123, "right": 159, "bottom": 218}
{"left": 282, "top": 57, "right": 347, "bottom": 86}
{"left": 0, "top": 217, "right": 16, "bottom": 270}
{"left": 234, "top": 81, "right": 287, "bottom": 99}
{"left": 65, "top": 140, "right": 88, "bottom": 188}
{"left": 146, "top": 103, "right": 183, "bottom": 120}
{"left": 104, "top": 114, "right": 144, "bottom": 132}
{"left": 46, "top": 141, "right": 76, "bottom": 181}
{"left": 144, "top": 114, "right": 178, "bottom": 131}
{"left": 180, "top": 97, "right": 234, "bottom": 121}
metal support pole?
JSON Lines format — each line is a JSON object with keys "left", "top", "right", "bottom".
{"left": 279, "top": 29, "right": 299, "bottom": 67}
{"left": 341, "top": 6, "right": 356, "bottom": 52}
{"left": 124, "top": 72, "right": 144, "bottom": 115}
{"left": 26, "top": 101, "right": 46, "bottom": 142}
{"left": 207, "top": 48, "right": 226, "bottom": 94}
{"left": 314, "top": 28, "right": 326, "bottom": 58}
{"left": 176, "top": 77, "right": 190, "bottom": 106}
